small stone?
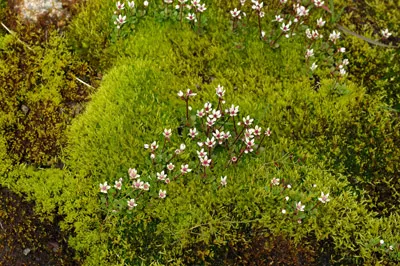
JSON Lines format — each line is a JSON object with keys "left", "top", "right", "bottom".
{"left": 21, "top": 105, "right": 29, "bottom": 115}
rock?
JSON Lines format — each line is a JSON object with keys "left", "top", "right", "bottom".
{"left": 21, "top": 104, "right": 30, "bottom": 115}
{"left": 23, "top": 248, "right": 31, "bottom": 255}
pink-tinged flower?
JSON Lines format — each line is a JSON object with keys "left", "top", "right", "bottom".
{"left": 297, "top": 219, "right": 302, "bottom": 224}
{"left": 243, "top": 115, "right": 254, "bottom": 126}
{"left": 116, "top": 1, "right": 125, "bottom": 10}
{"left": 318, "top": 192, "right": 330, "bottom": 203}
{"left": 128, "top": 168, "right": 140, "bottom": 179}
{"left": 143, "top": 182, "right": 150, "bottom": 191}
{"left": 226, "top": 104, "right": 239, "bottom": 117}
{"left": 115, "top": 15, "right": 126, "bottom": 25}
{"left": 213, "top": 129, "right": 223, "bottom": 140}
{"left": 144, "top": 144, "right": 149, "bottom": 149}
{"left": 197, "top": 109, "right": 206, "bottom": 118}
{"left": 151, "top": 141, "right": 158, "bottom": 151}
{"left": 165, "top": 178, "right": 170, "bottom": 184}
{"left": 189, "top": 128, "right": 198, "bottom": 139}
{"left": 381, "top": 28, "right": 392, "bottom": 39}
{"left": 285, "top": 196, "right": 289, "bottom": 201}
{"left": 133, "top": 179, "right": 144, "bottom": 189}
{"left": 163, "top": 128, "right": 172, "bottom": 139}
{"left": 274, "top": 15, "right": 284, "bottom": 22}
{"left": 296, "top": 201, "right": 305, "bottom": 212}
{"left": 313, "top": 0, "right": 324, "bottom": 7}
{"left": 157, "top": 171, "right": 167, "bottom": 181}
{"left": 231, "top": 156, "right": 238, "bottom": 162}
{"left": 215, "top": 84, "right": 225, "bottom": 98}
{"left": 282, "top": 209, "right": 286, "bottom": 214}
{"left": 296, "top": 5, "right": 309, "bottom": 17}
{"left": 259, "top": 11, "right": 265, "bottom": 17}
{"left": 252, "top": 1, "right": 263, "bottom": 11}
{"left": 144, "top": 0, "right": 149, "bottom": 7}
{"left": 100, "top": 182, "right": 111, "bottom": 193}
{"left": 265, "top": 127, "right": 272, "bottom": 136}
{"left": 205, "top": 137, "right": 216, "bottom": 148}
{"left": 209, "top": 109, "right": 221, "bottom": 120}
{"left": 244, "top": 128, "right": 254, "bottom": 139}
{"left": 310, "top": 62, "right": 318, "bottom": 72}
{"left": 200, "top": 156, "right": 212, "bottom": 167}
{"left": 128, "top": 1, "right": 135, "bottom": 8}
{"left": 224, "top": 131, "right": 231, "bottom": 140}
{"left": 253, "top": 126, "right": 262, "bottom": 136}
{"left": 204, "top": 102, "right": 212, "bottom": 113}
{"left": 186, "top": 89, "right": 197, "bottom": 97}
{"left": 329, "top": 30, "right": 341, "bottom": 43}
{"left": 316, "top": 17, "right": 325, "bottom": 27}
{"left": 179, "top": 0, "right": 187, "bottom": 3}
{"left": 280, "top": 21, "right": 291, "bottom": 32}
{"left": 167, "top": 163, "right": 175, "bottom": 171}
{"left": 197, "top": 3, "right": 206, "bottom": 12}
{"left": 271, "top": 177, "right": 280, "bottom": 186}
{"left": 305, "top": 49, "right": 314, "bottom": 59}
{"left": 197, "top": 148, "right": 207, "bottom": 158}
{"left": 191, "top": 0, "right": 200, "bottom": 6}
{"left": 127, "top": 199, "right": 137, "bottom": 209}
{"left": 231, "top": 8, "right": 241, "bottom": 17}
{"left": 159, "top": 189, "right": 167, "bottom": 199}
{"left": 186, "top": 13, "right": 196, "bottom": 21}
{"left": 221, "top": 176, "right": 227, "bottom": 186}
{"left": 114, "top": 180, "right": 122, "bottom": 190}
{"left": 181, "top": 164, "right": 192, "bottom": 174}
{"left": 206, "top": 117, "right": 216, "bottom": 127}
{"left": 244, "top": 138, "right": 255, "bottom": 153}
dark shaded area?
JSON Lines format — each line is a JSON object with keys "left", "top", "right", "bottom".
{"left": 0, "top": 187, "right": 79, "bottom": 266}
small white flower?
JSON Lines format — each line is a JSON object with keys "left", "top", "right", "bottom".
{"left": 339, "top": 47, "right": 346, "bottom": 53}
{"left": 180, "top": 143, "right": 186, "bottom": 151}
{"left": 220, "top": 176, "right": 227, "bottom": 186}
{"left": 163, "top": 128, "right": 172, "bottom": 139}
{"left": 114, "top": 180, "right": 122, "bottom": 190}
{"left": 310, "top": 62, "right": 318, "bottom": 71}
{"left": 329, "top": 30, "right": 341, "bottom": 43}
{"left": 381, "top": 28, "right": 392, "bottom": 39}
{"left": 343, "top": 59, "right": 349, "bottom": 66}
{"left": 313, "top": 0, "right": 324, "bottom": 7}
{"left": 143, "top": 182, "right": 150, "bottom": 191}
{"left": 100, "top": 182, "right": 111, "bottom": 193}
{"left": 313, "top": 184, "right": 317, "bottom": 188}
{"left": 285, "top": 196, "right": 289, "bottom": 201}
{"left": 316, "top": 17, "right": 326, "bottom": 27}
{"left": 181, "top": 164, "right": 192, "bottom": 174}
{"left": 144, "top": 144, "right": 149, "bottom": 149}
{"left": 157, "top": 171, "right": 167, "bottom": 181}
{"left": 296, "top": 201, "right": 305, "bottom": 212}
{"left": 318, "top": 192, "right": 330, "bottom": 203}
{"left": 380, "top": 239, "right": 384, "bottom": 245}
{"left": 339, "top": 68, "right": 347, "bottom": 76}
{"left": 128, "top": 168, "right": 140, "bottom": 179}
{"left": 274, "top": 15, "right": 284, "bottom": 22}
{"left": 197, "top": 141, "right": 204, "bottom": 147}
{"left": 187, "top": 13, "right": 196, "bottom": 21}
{"left": 280, "top": 22, "right": 291, "bottom": 32}
{"left": 305, "top": 49, "right": 314, "bottom": 59}
{"left": 159, "top": 189, "right": 167, "bottom": 199}
{"left": 116, "top": 1, "right": 125, "bottom": 10}
{"left": 189, "top": 128, "right": 198, "bottom": 138}
{"left": 127, "top": 199, "right": 137, "bottom": 209}
{"left": 389, "top": 245, "right": 393, "bottom": 251}
{"left": 144, "top": 0, "right": 149, "bottom": 7}
{"left": 150, "top": 153, "right": 155, "bottom": 159}
{"left": 282, "top": 209, "right": 286, "bottom": 214}
{"left": 287, "top": 184, "right": 291, "bottom": 189}
{"left": 167, "top": 163, "right": 175, "bottom": 171}
{"left": 204, "top": 102, "right": 212, "bottom": 113}
{"left": 243, "top": 115, "right": 254, "bottom": 126}
{"left": 216, "top": 84, "right": 225, "bottom": 98}
{"left": 271, "top": 177, "right": 280, "bottom": 186}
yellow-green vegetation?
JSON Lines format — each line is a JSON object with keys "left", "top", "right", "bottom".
{"left": 0, "top": 0, "right": 399, "bottom": 265}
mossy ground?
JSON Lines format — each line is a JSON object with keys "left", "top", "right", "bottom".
{"left": 0, "top": 0, "right": 399, "bottom": 265}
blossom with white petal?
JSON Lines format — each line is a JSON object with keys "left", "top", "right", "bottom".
{"left": 380, "top": 239, "right": 384, "bottom": 245}
{"left": 197, "top": 3, "right": 206, "bottom": 12}
{"left": 381, "top": 28, "right": 392, "bottom": 39}
{"left": 279, "top": 0, "right": 287, "bottom": 4}
{"left": 310, "top": 62, "right": 318, "bottom": 71}
{"left": 226, "top": 104, "right": 239, "bottom": 116}
{"left": 181, "top": 164, "right": 192, "bottom": 174}
{"left": 128, "top": 168, "right": 140, "bottom": 179}
{"left": 200, "top": 156, "right": 212, "bottom": 167}
{"left": 296, "top": 201, "right": 305, "bottom": 212}
{"left": 329, "top": 30, "right": 341, "bottom": 43}
{"left": 287, "top": 184, "right": 292, "bottom": 189}
{"left": 197, "top": 109, "right": 205, "bottom": 118}
{"left": 265, "top": 127, "right": 272, "bottom": 136}
{"left": 180, "top": 143, "right": 186, "bottom": 151}
{"left": 271, "top": 177, "right": 280, "bottom": 186}
{"left": 114, "top": 180, "right": 122, "bottom": 190}
{"left": 282, "top": 209, "right": 286, "bottom": 214}
{"left": 133, "top": 179, "right": 144, "bottom": 189}
{"left": 204, "top": 102, "right": 212, "bottom": 113}
{"left": 221, "top": 176, "right": 227, "bottom": 186}
{"left": 224, "top": 131, "right": 231, "bottom": 140}
{"left": 216, "top": 84, "right": 225, "bottom": 98}
{"left": 240, "top": 0, "right": 246, "bottom": 5}
{"left": 189, "top": 128, "right": 198, "bottom": 138}
{"left": 274, "top": 15, "right": 284, "bottom": 22}
{"left": 243, "top": 115, "right": 254, "bottom": 126}
{"left": 157, "top": 171, "right": 167, "bottom": 181}
{"left": 127, "top": 199, "right": 137, "bottom": 209}
{"left": 144, "top": 0, "right": 149, "bottom": 7}
{"left": 206, "top": 117, "right": 216, "bottom": 127}
{"left": 316, "top": 18, "right": 325, "bottom": 27}
{"left": 209, "top": 109, "right": 222, "bottom": 120}
{"left": 197, "top": 148, "right": 207, "bottom": 158}
{"left": 187, "top": 13, "right": 196, "bottom": 21}
{"left": 205, "top": 137, "right": 216, "bottom": 148}
{"left": 285, "top": 196, "right": 289, "bottom": 201}
{"left": 343, "top": 59, "right": 349, "bottom": 66}
{"left": 100, "top": 182, "right": 111, "bottom": 193}
{"left": 318, "top": 192, "right": 330, "bottom": 203}
{"left": 116, "top": 1, "right": 125, "bottom": 10}
{"left": 115, "top": 15, "right": 126, "bottom": 25}
{"left": 143, "top": 182, "right": 150, "bottom": 191}
{"left": 197, "top": 142, "right": 204, "bottom": 147}
{"left": 164, "top": 0, "right": 173, "bottom": 3}
{"left": 313, "top": 0, "right": 324, "bottom": 7}
{"left": 253, "top": 125, "right": 262, "bottom": 136}
{"left": 305, "top": 49, "right": 314, "bottom": 59}
{"left": 296, "top": 5, "right": 309, "bottom": 17}
{"left": 128, "top": 1, "right": 135, "bottom": 8}
{"left": 163, "top": 129, "right": 172, "bottom": 139}
{"left": 191, "top": 0, "right": 200, "bottom": 6}
{"left": 165, "top": 178, "right": 170, "bottom": 184}
{"left": 167, "top": 163, "right": 175, "bottom": 171}
{"left": 280, "top": 22, "right": 291, "bottom": 32}
{"left": 159, "top": 189, "right": 167, "bottom": 199}
{"left": 339, "top": 47, "right": 346, "bottom": 53}
{"left": 177, "top": 91, "right": 184, "bottom": 97}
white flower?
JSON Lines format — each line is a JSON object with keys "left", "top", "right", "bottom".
{"left": 339, "top": 68, "right": 347, "bottom": 76}
{"left": 150, "top": 141, "right": 158, "bottom": 151}
{"left": 317, "top": 17, "right": 325, "bottom": 27}
{"left": 144, "top": 144, "right": 149, "bottom": 149}
{"left": 265, "top": 128, "right": 272, "bottom": 136}
{"left": 243, "top": 115, "right": 254, "bottom": 126}
{"left": 200, "top": 156, "right": 212, "bottom": 167}
{"left": 177, "top": 90, "right": 184, "bottom": 97}
{"left": 116, "top": 1, "right": 125, "bottom": 10}
{"left": 205, "top": 137, "right": 216, "bottom": 148}
{"left": 220, "top": 176, "right": 227, "bottom": 186}
{"left": 279, "top": 0, "right": 287, "bottom": 3}
{"left": 313, "top": 0, "right": 324, "bottom": 7}
{"left": 159, "top": 189, "right": 167, "bottom": 199}
{"left": 197, "top": 148, "right": 207, "bottom": 158}
{"left": 227, "top": 104, "right": 239, "bottom": 116}
{"left": 163, "top": 128, "right": 172, "bottom": 139}
{"left": 189, "top": 128, "right": 198, "bottom": 138}
{"left": 318, "top": 192, "right": 330, "bottom": 203}
{"left": 282, "top": 209, "right": 286, "bottom": 214}
{"left": 380, "top": 239, "right": 384, "bottom": 245}
{"left": 285, "top": 196, "right": 289, "bottom": 201}
{"left": 115, "top": 14, "right": 127, "bottom": 25}
{"left": 296, "top": 201, "right": 305, "bottom": 212}
{"left": 381, "top": 28, "right": 392, "bottom": 39}
{"left": 204, "top": 102, "right": 212, "bottom": 113}
{"left": 186, "top": 13, "right": 196, "bottom": 21}
{"left": 157, "top": 171, "right": 167, "bottom": 181}
{"left": 206, "top": 117, "right": 216, "bottom": 127}
{"left": 216, "top": 84, "right": 225, "bottom": 98}
{"left": 339, "top": 47, "right": 346, "bottom": 53}
{"left": 280, "top": 22, "right": 291, "bottom": 32}
{"left": 181, "top": 164, "right": 192, "bottom": 174}
{"left": 271, "top": 177, "right": 280, "bottom": 186}
{"left": 343, "top": 59, "right": 349, "bottom": 66}
{"left": 240, "top": 0, "right": 246, "bottom": 5}
{"left": 128, "top": 168, "right": 140, "bottom": 179}
{"left": 329, "top": 30, "right": 341, "bottom": 43}
{"left": 305, "top": 49, "right": 314, "bottom": 59}
{"left": 197, "top": 3, "right": 206, "bottom": 12}
{"left": 144, "top": 0, "right": 149, "bottom": 7}
{"left": 128, "top": 1, "right": 135, "bottom": 8}
{"left": 133, "top": 179, "right": 144, "bottom": 190}
{"left": 274, "top": 15, "right": 284, "bottom": 22}
{"left": 197, "top": 109, "right": 205, "bottom": 118}
{"left": 313, "top": 184, "right": 317, "bottom": 188}
{"left": 127, "top": 199, "right": 137, "bottom": 209}
{"left": 296, "top": 5, "right": 309, "bottom": 17}
{"left": 287, "top": 184, "right": 291, "bottom": 189}
{"left": 143, "top": 182, "right": 150, "bottom": 191}
{"left": 164, "top": 0, "right": 173, "bottom": 3}
{"left": 389, "top": 245, "right": 393, "bottom": 251}
{"left": 310, "top": 62, "right": 318, "bottom": 71}
{"left": 100, "top": 182, "right": 111, "bottom": 193}
{"left": 167, "top": 163, "right": 175, "bottom": 171}
{"left": 114, "top": 180, "right": 122, "bottom": 190}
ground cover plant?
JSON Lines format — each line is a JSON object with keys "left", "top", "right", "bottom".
{"left": 0, "top": 0, "right": 399, "bottom": 265}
